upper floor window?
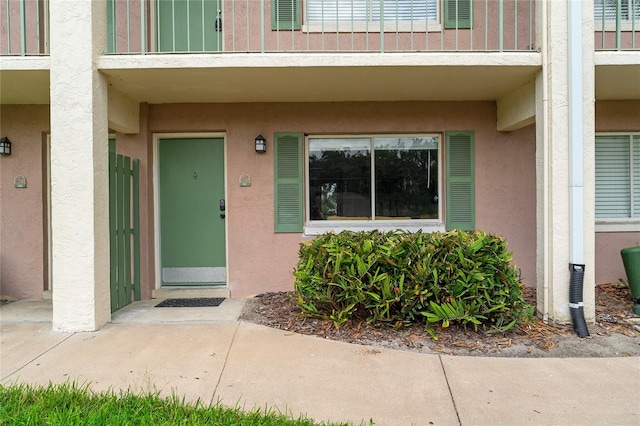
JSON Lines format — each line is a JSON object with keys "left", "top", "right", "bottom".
{"left": 274, "top": 0, "right": 472, "bottom": 32}
{"left": 306, "top": 0, "right": 438, "bottom": 23}
{"left": 595, "top": 134, "right": 640, "bottom": 228}
{"left": 594, "top": 0, "right": 640, "bottom": 21}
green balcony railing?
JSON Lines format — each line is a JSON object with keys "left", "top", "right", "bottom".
{"left": 106, "top": 0, "right": 537, "bottom": 54}
{"left": 3, "top": 1, "right": 639, "bottom": 58}
{"left": 1, "top": 0, "right": 47, "bottom": 55}
{"left": 595, "top": 0, "right": 639, "bottom": 50}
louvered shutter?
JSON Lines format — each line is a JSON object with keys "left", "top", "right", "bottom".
{"left": 272, "top": 0, "right": 301, "bottom": 30}
{"left": 595, "top": 135, "right": 631, "bottom": 219}
{"left": 446, "top": 131, "right": 475, "bottom": 231}
{"left": 275, "top": 133, "right": 304, "bottom": 233}
{"left": 444, "top": 0, "right": 472, "bottom": 29}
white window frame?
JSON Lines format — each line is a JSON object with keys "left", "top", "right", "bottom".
{"left": 594, "top": 0, "right": 640, "bottom": 32}
{"left": 595, "top": 132, "right": 640, "bottom": 233}
{"left": 302, "top": 0, "right": 442, "bottom": 33}
{"left": 304, "top": 133, "right": 444, "bottom": 236}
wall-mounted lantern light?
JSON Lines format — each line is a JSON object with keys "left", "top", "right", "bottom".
{"left": 255, "top": 134, "right": 266, "bottom": 153}
{"left": 0, "top": 137, "right": 11, "bottom": 155}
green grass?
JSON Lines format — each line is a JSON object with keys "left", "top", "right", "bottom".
{"left": 0, "top": 382, "right": 352, "bottom": 425}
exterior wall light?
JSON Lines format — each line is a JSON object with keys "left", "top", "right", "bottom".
{"left": 0, "top": 137, "right": 11, "bottom": 155}
{"left": 255, "top": 134, "right": 266, "bottom": 153}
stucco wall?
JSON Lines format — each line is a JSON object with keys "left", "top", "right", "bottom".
{"left": 0, "top": 101, "right": 539, "bottom": 301}
{"left": 147, "top": 101, "right": 537, "bottom": 297}
{"left": 0, "top": 105, "right": 49, "bottom": 299}
{"left": 594, "top": 100, "right": 640, "bottom": 284}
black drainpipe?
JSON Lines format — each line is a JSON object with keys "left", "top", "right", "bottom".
{"left": 569, "top": 264, "right": 589, "bottom": 338}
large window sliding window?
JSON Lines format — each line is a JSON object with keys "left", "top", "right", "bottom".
{"left": 595, "top": 134, "right": 640, "bottom": 223}
{"left": 307, "top": 135, "right": 440, "bottom": 222}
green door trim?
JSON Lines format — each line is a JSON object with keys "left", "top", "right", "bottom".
{"left": 154, "top": 134, "right": 228, "bottom": 288}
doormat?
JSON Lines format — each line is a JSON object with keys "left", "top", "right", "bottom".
{"left": 155, "top": 298, "right": 225, "bottom": 308}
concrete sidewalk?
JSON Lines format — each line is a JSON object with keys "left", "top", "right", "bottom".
{"left": 1, "top": 299, "right": 639, "bottom": 425}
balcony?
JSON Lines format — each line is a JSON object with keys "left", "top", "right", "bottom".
{"left": 106, "top": 0, "right": 536, "bottom": 54}
{"left": 594, "top": 0, "right": 640, "bottom": 51}
{"left": 0, "top": 0, "right": 47, "bottom": 55}
{"left": 3, "top": 1, "right": 640, "bottom": 57}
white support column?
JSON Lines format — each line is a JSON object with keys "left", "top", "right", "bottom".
{"left": 536, "top": 0, "right": 595, "bottom": 325}
{"left": 50, "top": 0, "right": 110, "bottom": 331}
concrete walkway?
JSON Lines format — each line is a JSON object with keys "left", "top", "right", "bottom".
{"left": 1, "top": 299, "right": 639, "bottom": 425}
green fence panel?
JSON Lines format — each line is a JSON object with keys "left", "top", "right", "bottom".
{"left": 109, "top": 145, "right": 141, "bottom": 312}
{"left": 108, "top": 141, "right": 118, "bottom": 313}
{"left": 133, "top": 159, "right": 141, "bottom": 301}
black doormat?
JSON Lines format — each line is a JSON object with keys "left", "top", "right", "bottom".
{"left": 155, "top": 297, "right": 225, "bottom": 308}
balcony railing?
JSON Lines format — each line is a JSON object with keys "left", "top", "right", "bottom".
{"left": 106, "top": 0, "right": 537, "bottom": 54}
{"left": 0, "top": 0, "right": 47, "bottom": 55}
{"left": 595, "top": 0, "right": 639, "bottom": 50}
{"left": 4, "top": 1, "right": 639, "bottom": 57}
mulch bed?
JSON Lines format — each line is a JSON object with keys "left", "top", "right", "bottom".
{"left": 240, "top": 282, "right": 640, "bottom": 357}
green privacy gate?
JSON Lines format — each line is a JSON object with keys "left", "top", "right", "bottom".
{"left": 109, "top": 140, "right": 141, "bottom": 313}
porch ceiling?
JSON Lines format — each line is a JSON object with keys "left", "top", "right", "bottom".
{"left": 99, "top": 53, "right": 542, "bottom": 104}
{"left": 595, "top": 64, "right": 640, "bottom": 100}
{"left": 0, "top": 58, "right": 50, "bottom": 104}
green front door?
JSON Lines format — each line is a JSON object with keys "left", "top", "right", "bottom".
{"left": 159, "top": 138, "right": 226, "bottom": 286}
{"left": 157, "top": 0, "right": 222, "bottom": 52}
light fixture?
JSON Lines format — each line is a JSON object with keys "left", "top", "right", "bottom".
{"left": 0, "top": 137, "right": 11, "bottom": 155}
{"left": 255, "top": 134, "right": 266, "bottom": 153}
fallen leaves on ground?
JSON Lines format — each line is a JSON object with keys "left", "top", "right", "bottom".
{"left": 240, "top": 283, "right": 640, "bottom": 357}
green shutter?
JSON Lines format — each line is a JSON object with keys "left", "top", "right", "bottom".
{"left": 444, "top": 0, "right": 472, "bottom": 29}
{"left": 634, "top": 136, "right": 640, "bottom": 219}
{"left": 275, "top": 132, "right": 303, "bottom": 233}
{"left": 272, "top": 0, "right": 301, "bottom": 30}
{"left": 446, "top": 131, "right": 475, "bottom": 231}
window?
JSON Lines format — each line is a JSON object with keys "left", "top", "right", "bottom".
{"left": 273, "top": 0, "right": 472, "bottom": 32}
{"left": 274, "top": 131, "right": 474, "bottom": 234}
{"left": 305, "top": 0, "right": 438, "bottom": 23}
{"left": 594, "top": 0, "right": 640, "bottom": 21}
{"left": 308, "top": 135, "right": 440, "bottom": 222}
{"left": 595, "top": 134, "right": 640, "bottom": 224}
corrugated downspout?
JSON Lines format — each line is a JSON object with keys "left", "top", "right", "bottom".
{"left": 569, "top": 264, "right": 589, "bottom": 337}
{"left": 568, "top": 0, "right": 589, "bottom": 338}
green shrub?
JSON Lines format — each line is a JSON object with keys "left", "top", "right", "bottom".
{"left": 293, "top": 230, "right": 534, "bottom": 335}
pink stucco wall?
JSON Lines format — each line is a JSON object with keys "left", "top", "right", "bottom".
{"left": 596, "top": 233, "right": 640, "bottom": 284}
{"left": 147, "top": 101, "right": 536, "bottom": 297}
{"left": 0, "top": 105, "right": 49, "bottom": 299}
{"left": 594, "top": 100, "right": 640, "bottom": 284}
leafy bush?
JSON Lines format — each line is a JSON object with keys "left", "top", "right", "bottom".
{"left": 293, "top": 230, "right": 534, "bottom": 336}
